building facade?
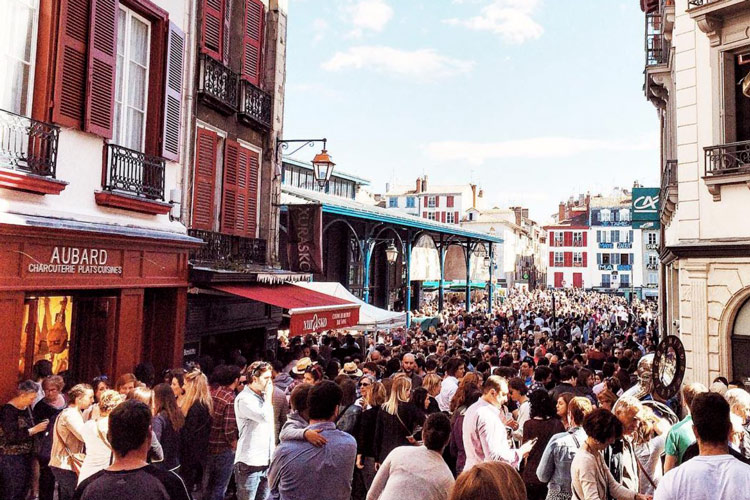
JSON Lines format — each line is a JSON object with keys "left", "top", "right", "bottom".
{"left": 384, "top": 175, "right": 480, "bottom": 225}
{"left": 642, "top": 0, "right": 750, "bottom": 387}
{"left": 0, "top": 0, "right": 202, "bottom": 398}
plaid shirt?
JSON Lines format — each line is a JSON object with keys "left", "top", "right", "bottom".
{"left": 208, "top": 386, "right": 238, "bottom": 454}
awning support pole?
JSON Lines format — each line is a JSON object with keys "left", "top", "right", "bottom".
{"left": 488, "top": 242, "right": 494, "bottom": 318}
{"left": 362, "top": 241, "right": 373, "bottom": 304}
{"left": 438, "top": 235, "right": 446, "bottom": 313}
{"left": 405, "top": 230, "right": 412, "bottom": 327}
{"left": 465, "top": 238, "right": 472, "bottom": 313}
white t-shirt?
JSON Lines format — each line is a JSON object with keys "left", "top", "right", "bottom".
{"left": 653, "top": 454, "right": 750, "bottom": 500}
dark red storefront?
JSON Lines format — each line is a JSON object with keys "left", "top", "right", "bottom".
{"left": 0, "top": 217, "right": 200, "bottom": 400}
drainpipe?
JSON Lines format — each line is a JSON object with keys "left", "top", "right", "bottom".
{"left": 180, "top": 0, "right": 198, "bottom": 228}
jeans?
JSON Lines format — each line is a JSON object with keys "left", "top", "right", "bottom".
{"left": 0, "top": 454, "right": 31, "bottom": 500}
{"left": 233, "top": 462, "right": 268, "bottom": 500}
{"left": 50, "top": 467, "right": 77, "bottom": 500}
{"left": 204, "top": 451, "right": 235, "bottom": 500}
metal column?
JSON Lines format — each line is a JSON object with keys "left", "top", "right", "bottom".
{"left": 465, "top": 238, "right": 472, "bottom": 313}
{"left": 488, "top": 243, "right": 494, "bottom": 316}
{"left": 405, "top": 231, "right": 412, "bottom": 326}
{"left": 438, "top": 237, "right": 446, "bottom": 313}
{"left": 362, "top": 241, "right": 373, "bottom": 304}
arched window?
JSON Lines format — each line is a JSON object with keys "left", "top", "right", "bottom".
{"left": 732, "top": 298, "right": 750, "bottom": 382}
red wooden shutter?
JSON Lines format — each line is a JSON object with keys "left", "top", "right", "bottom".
{"left": 201, "top": 0, "right": 223, "bottom": 60}
{"left": 582, "top": 232, "right": 588, "bottom": 246}
{"left": 222, "top": 0, "right": 231, "bottom": 64}
{"left": 424, "top": 197, "right": 428, "bottom": 207}
{"left": 549, "top": 231, "right": 554, "bottom": 246}
{"left": 242, "top": 0, "right": 263, "bottom": 85}
{"left": 192, "top": 128, "right": 218, "bottom": 230}
{"left": 247, "top": 149, "right": 260, "bottom": 237}
{"left": 441, "top": 212, "right": 446, "bottom": 223}
{"left": 583, "top": 252, "right": 588, "bottom": 267}
{"left": 84, "top": 0, "right": 117, "bottom": 138}
{"left": 549, "top": 252, "right": 554, "bottom": 267}
{"left": 162, "top": 22, "right": 185, "bottom": 162}
{"left": 435, "top": 196, "right": 440, "bottom": 207}
{"left": 52, "top": 0, "right": 90, "bottom": 129}
{"left": 422, "top": 212, "right": 427, "bottom": 218}
{"left": 454, "top": 211, "right": 458, "bottom": 224}
{"left": 221, "top": 139, "right": 240, "bottom": 234}
{"left": 563, "top": 232, "right": 572, "bottom": 247}
{"left": 564, "top": 252, "right": 572, "bottom": 267}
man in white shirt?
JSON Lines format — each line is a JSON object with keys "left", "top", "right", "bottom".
{"left": 436, "top": 358, "right": 465, "bottom": 413}
{"left": 654, "top": 392, "right": 750, "bottom": 500}
{"left": 462, "top": 375, "right": 535, "bottom": 470}
{"left": 234, "top": 361, "right": 276, "bottom": 500}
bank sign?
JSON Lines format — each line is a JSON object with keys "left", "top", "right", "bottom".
{"left": 631, "top": 188, "right": 660, "bottom": 229}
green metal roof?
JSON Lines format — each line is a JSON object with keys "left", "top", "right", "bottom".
{"left": 281, "top": 185, "right": 504, "bottom": 243}
{"left": 282, "top": 157, "right": 372, "bottom": 186}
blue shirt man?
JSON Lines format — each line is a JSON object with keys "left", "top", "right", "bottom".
{"left": 268, "top": 382, "right": 356, "bottom": 500}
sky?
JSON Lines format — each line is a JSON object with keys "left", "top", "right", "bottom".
{"left": 282, "top": 0, "right": 659, "bottom": 224}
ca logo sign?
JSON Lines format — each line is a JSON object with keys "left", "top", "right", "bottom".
{"left": 633, "top": 195, "right": 658, "bottom": 212}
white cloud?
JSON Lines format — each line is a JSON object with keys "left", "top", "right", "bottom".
{"left": 312, "top": 18, "right": 328, "bottom": 43}
{"left": 345, "top": 0, "right": 393, "bottom": 38}
{"left": 444, "top": 0, "right": 543, "bottom": 44}
{"left": 321, "top": 46, "right": 474, "bottom": 81}
{"left": 423, "top": 136, "right": 658, "bottom": 165}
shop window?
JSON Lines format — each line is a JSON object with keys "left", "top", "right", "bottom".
{"left": 19, "top": 296, "right": 72, "bottom": 377}
{"left": 0, "top": 0, "right": 39, "bottom": 116}
{"left": 732, "top": 297, "right": 750, "bottom": 382}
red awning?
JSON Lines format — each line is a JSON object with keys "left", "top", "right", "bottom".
{"left": 212, "top": 284, "right": 360, "bottom": 336}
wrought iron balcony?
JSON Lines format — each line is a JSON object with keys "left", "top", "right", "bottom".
{"left": 645, "top": 11, "right": 669, "bottom": 66}
{"left": 198, "top": 54, "right": 238, "bottom": 114}
{"left": 703, "top": 140, "right": 750, "bottom": 201}
{"left": 103, "top": 144, "right": 165, "bottom": 200}
{"left": 188, "top": 229, "right": 267, "bottom": 268}
{"left": 0, "top": 108, "right": 59, "bottom": 177}
{"left": 239, "top": 80, "right": 273, "bottom": 129}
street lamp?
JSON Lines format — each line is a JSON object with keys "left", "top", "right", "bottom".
{"left": 275, "top": 137, "right": 334, "bottom": 188}
{"left": 385, "top": 241, "right": 399, "bottom": 265}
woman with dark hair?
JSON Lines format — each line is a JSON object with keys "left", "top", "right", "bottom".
{"left": 556, "top": 392, "right": 576, "bottom": 430}
{"left": 32, "top": 375, "right": 67, "bottom": 500}
{"left": 571, "top": 409, "right": 649, "bottom": 500}
{"left": 82, "top": 375, "right": 109, "bottom": 421}
{"left": 576, "top": 368, "right": 597, "bottom": 406}
{"left": 522, "top": 390, "right": 565, "bottom": 500}
{"left": 168, "top": 368, "right": 187, "bottom": 408}
{"left": 303, "top": 364, "right": 324, "bottom": 385}
{"left": 335, "top": 378, "right": 360, "bottom": 436}
{"left": 1, "top": 381, "right": 49, "bottom": 500}
{"left": 152, "top": 383, "right": 184, "bottom": 471}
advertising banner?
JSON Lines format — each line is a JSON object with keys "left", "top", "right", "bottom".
{"left": 632, "top": 187, "right": 660, "bottom": 229}
{"left": 289, "top": 306, "right": 360, "bottom": 336}
{"left": 287, "top": 204, "right": 323, "bottom": 274}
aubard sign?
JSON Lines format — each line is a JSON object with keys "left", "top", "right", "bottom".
{"left": 632, "top": 187, "right": 660, "bottom": 229}
{"left": 27, "top": 246, "right": 123, "bottom": 275}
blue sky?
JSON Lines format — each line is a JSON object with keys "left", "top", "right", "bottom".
{"left": 282, "top": 0, "right": 658, "bottom": 223}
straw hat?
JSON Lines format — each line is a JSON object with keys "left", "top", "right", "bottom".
{"left": 291, "top": 357, "right": 313, "bottom": 375}
{"left": 339, "top": 362, "right": 363, "bottom": 378}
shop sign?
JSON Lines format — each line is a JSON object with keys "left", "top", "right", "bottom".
{"left": 287, "top": 205, "right": 323, "bottom": 274}
{"left": 27, "top": 246, "right": 122, "bottom": 275}
{"left": 289, "top": 306, "right": 360, "bottom": 336}
{"left": 632, "top": 188, "right": 661, "bottom": 229}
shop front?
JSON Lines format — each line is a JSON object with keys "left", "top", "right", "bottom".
{"left": 0, "top": 216, "right": 200, "bottom": 399}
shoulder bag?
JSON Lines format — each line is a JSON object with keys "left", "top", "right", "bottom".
{"left": 54, "top": 412, "right": 85, "bottom": 476}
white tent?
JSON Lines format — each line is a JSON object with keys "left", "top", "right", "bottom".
{"left": 294, "top": 281, "right": 407, "bottom": 330}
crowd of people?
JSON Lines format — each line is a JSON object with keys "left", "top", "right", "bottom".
{"left": 2, "top": 288, "right": 750, "bottom": 500}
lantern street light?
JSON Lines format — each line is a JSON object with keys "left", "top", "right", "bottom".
{"left": 385, "top": 241, "right": 399, "bottom": 265}
{"left": 276, "top": 137, "right": 335, "bottom": 188}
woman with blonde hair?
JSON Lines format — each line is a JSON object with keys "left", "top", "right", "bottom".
{"left": 449, "top": 461, "right": 527, "bottom": 500}
{"left": 179, "top": 369, "right": 213, "bottom": 493}
{"left": 77, "top": 390, "right": 124, "bottom": 484}
{"left": 49, "top": 384, "right": 93, "bottom": 500}
{"left": 374, "top": 376, "right": 423, "bottom": 466}
{"left": 422, "top": 373, "right": 442, "bottom": 414}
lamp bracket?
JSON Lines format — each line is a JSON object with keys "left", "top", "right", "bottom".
{"left": 275, "top": 138, "right": 327, "bottom": 159}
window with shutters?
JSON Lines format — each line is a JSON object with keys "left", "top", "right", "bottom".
{"left": 112, "top": 6, "right": 150, "bottom": 151}
{"left": 427, "top": 196, "right": 436, "bottom": 208}
{"left": 220, "top": 139, "right": 260, "bottom": 237}
{"left": 191, "top": 127, "right": 219, "bottom": 230}
{"left": 201, "top": 0, "right": 223, "bottom": 60}
{"left": 242, "top": 0, "right": 263, "bottom": 85}
{"left": 554, "top": 252, "right": 564, "bottom": 267}
{"left": 0, "top": 0, "right": 40, "bottom": 116}
{"left": 426, "top": 212, "right": 436, "bottom": 221}
{"left": 446, "top": 212, "right": 455, "bottom": 224}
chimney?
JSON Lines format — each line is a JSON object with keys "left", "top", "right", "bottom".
{"left": 470, "top": 183, "right": 477, "bottom": 209}
{"left": 513, "top": 207, "right": 522, "bottom": 226}
{"left": 385, "top": 182, "right": 391, "bottom": 193}
{"left": 558, "top": 202, "right": 566, "bottom": 222}
{"left": 422, "top": 175, "right": 428, "bottom": 192}
{"left": 416, "top": 177, "right": 422, "bottom": 193}
{"left": 478, "top": 188, "right": 484, "bottom": 198}
{"left": 585, "top": 192, "right": 590, "bottom": 207}
{"left": 522, "top": 208, "right": 529, "bottom": 220}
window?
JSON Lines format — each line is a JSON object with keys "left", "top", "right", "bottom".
{"left": 427, "top": 196, "right": 436, "bottom": 208}
{"left": 601, "top": 274, "right": 611, "bottom": 287}
{"left": 732, "top": 298, "right": 750, "bottom": 381}
{"left": 599, "top": 209, "right": 611, "bottom": 222}
{"left": 573, "top": 252, "right": 583, "bottom": 266}
{"left": 554, "top": 232, "right": 564, "bottom": 247}
{"left": 573, "top": 232, "right": 583, "bottom": 246}
{"left": 620, "top": 274, "right": 630, "bottom": 286}
{"left": 648, "top": 255, "right": 658, "bottom": 267}
{"left": 389, "top": 197, "right": 398, "bottom": 208}
{"left": 648, "top": 233, "right": 657, "bottom": 245}
{"left": 426, "top": 212, "right": 436, "bottom": 221}
{"left": 554, "top": 252, "right": 564, "bottom": 266}
{"left": 620, "top": 253, "right": 630, "bottom": 266}
{"left": 446, "top": 212, "right": 455, "bottom": 224}
{"left": 620, "top": 208, "right": 630, "bottom": 221}
{"left": 0, "top": 0, "right": 39, "bottom": 115}
{"left": 601, "top": 253, "right": 611, "bottom": 265}
{"left": 113, "top": 6, "right": 151, "bottom": 151}
{"left": 446, "top": 195, "right": 455, "bottom": 208}
{"left": 648, "top": 273, "right": 658, "bottom": 284}
{"left": 611, "top": 230, "right": 620, "bottom": 242}
{"left": 406, "top": 196, "right": 415, "bottom": 208}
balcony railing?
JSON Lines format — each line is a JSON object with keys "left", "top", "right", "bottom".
{"left": 704, "top": 140, "right": 750, "bottom": 176}
{"left": 188, "top": 229, "right": 267, "bottom": 268}
{"left": 239, "top": 80, "right": 273, "bottom": 129}
{"left": 0, "top": 108, "right": 59, "bottom": 177}
{"left": 198, "top": 54, "right": 238, "bottom": 114}
{"left": 104, "top": 144, "right": 165, "bottom": 200}
{"left": 646, "top": 11, "right": 669, "bottom": 66}
{"left": 662, "top": 159, "right": 677, "bottom": 189}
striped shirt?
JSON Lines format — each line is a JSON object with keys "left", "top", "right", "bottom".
{"left": 208, "top": 386, "right": 238, "bottom": 454}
